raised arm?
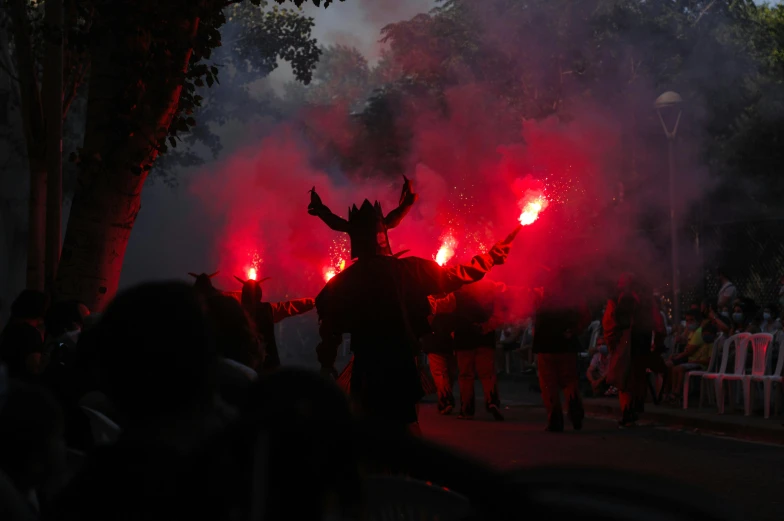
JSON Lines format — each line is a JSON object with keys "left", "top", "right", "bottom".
{"left": 270, "top": 298, "right": 316, "bottom": 323}
{"left": 308, "top": 187, "right": 351, "bottom": 232}
{"left": 384, "top": 175, "right": 419, "bottom": 229}
{"left": 427, "top": 226, "right": 519, "bottom": 295}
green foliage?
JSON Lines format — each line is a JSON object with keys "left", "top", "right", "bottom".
{"left": 282, "top": 44, "right": 371, "bottom": 108}
{"left": 370, "top": 0, "right": 784, "bottom": 200}
{"left": 152, "top": 0, "right": 323, "bottom": 184}
{"left": 57, "top": 0, "right": 335, "bottom": 176}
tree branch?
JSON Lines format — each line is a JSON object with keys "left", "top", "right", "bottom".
{"left": 693, "top": 0, "right": 716, "bottom": 26}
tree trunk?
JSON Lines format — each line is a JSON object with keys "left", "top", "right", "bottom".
{"left": 10, "top": 0, "right": 47, "bottom": 292}
{"left": 56, "top": 9, "right": 200, "bottom": 311}
{"left": 44, "top": 0, "right": 64, "bottom": 299}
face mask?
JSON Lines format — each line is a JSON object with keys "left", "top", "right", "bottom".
{"left": 598, "top": 345, "right": 608, "bottom": 355}
{"left": 763, "top": 313, "right": 772, "bottom": 321}
{"left": 687, "top": 323, "right": 698, "bottom": 332}
{"left": 721, "top": 311, "right": 730, "bottom": 318}
{"left": 732, "top": 313, "right": 744, "bottom": 323}
{"left": 702, "top": 334, "right": 716, "bottom": 343}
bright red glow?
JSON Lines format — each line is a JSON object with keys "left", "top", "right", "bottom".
{"left": 434, "top": 232, "right": 458, "bottom": 266}
{"left": 518, "top": 192, "right": 549, "bottom": 226}
{"left": 247, "top": 267, "right": 257, "bottom": 280}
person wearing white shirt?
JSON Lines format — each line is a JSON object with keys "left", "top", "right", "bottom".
{"left": 717, "top": 269, "right": 737, "bottom": 310}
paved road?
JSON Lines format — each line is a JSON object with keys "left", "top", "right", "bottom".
{"left": 418, "top": 401, "right": 784, "bottom": 521}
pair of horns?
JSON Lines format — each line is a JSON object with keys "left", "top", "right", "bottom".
{"left": 188, "top": 271, "right": 219, "bottom": 278}
{"left": 234, "top": 275, "right": 272, "bottom": 285}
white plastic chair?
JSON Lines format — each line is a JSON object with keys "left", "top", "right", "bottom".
{"left": 717, "top": 334, "right": 766, "bottom": 414}
{"left": 750, "top": 335, "right": 784, "bottom": 419}
{"left": 361, "top": 475, "right": 471, "bottom": 521}
{"left": 682, "top": 333, "right": 723, "bottom": 409}
{"left": 702, "top": 333, "right": 749, "bottom": 410}
{"left": 80, "top": 406, "right": 121, "bottom": 446}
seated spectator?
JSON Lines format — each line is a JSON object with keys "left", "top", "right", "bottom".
{"left": 0, "top": 374, "right": 66, "bottom": 517}
{"left": 0, "top": 291, "right": 47, "bottom": 381}
{"left": 761, "top": 304, "right": 781, "bottom": 334}
{"left": 665, "top": 319, "right": 716, "bottom": 403}
{"left": 205, "top": 295, "right": 262, "bottom": 409}
{"left": 586, "top": 339, "right": 613, "bottom": 397}
{"left": 89, "top": 281, "right": 229, "bottom": 450}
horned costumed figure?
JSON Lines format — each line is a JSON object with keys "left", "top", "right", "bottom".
{"left": 235, "top": 275, "right": 316, "bottom": 373}
{"left": 188, "top": 271, "right": 220, "bottom": 299}
{"left": 309, "top": 176, "right": 523, "bottom": 433}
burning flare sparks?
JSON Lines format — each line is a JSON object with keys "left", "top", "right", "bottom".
{"left": 518, "top": 193, "right": 549, "bottom": 226}
{"left": 434, "top": 233, "right": 458, "bottom": 266}
{"left": 323, "top": 237, "right": 350, "bottom": 282}
{"left": 247, "top": 267, "right": 257, "bottom": 280}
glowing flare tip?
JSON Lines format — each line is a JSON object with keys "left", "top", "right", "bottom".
{"left": 518, "top": 196, "right": 547, "bottom": 226}
{"left": 247, "top": 267, "right": 257, "bottom": 280}
{"left": 434, "top": 234, "right": 458, "bottom": 266}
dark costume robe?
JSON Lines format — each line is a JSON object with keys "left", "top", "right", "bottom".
{"left": 316, "top": 251, "right": 506, "bottom": 426}
{"left": 234, "top": 277, "right": 315, "bottom": 373}
{"left": 309, "top": 178, "right": 518, "bottom": 428}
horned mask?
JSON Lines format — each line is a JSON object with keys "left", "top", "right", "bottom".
{"left": 235, "top": 275, "right": 272, "bottom": 308}
{"left": 188, "top": 271, "right": 219, "bottom": 295}
{"left": 307, "top": 176, "right": 418, "bottom": 259}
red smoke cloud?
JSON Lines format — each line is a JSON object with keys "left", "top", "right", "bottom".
{"left": 190, "top": 82, "right": 629, "bottom": 316}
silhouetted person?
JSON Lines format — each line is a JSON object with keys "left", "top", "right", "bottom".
{"left": 205, "top": 295, "right": 261, "bottom": 409}
{"left": 603, "top": 273, "right": 665, "bottom": 427}
{"left": 92, "top": 281, "right": 226, "bottom": 443}
{"left": 422, "top": 296, "right": 457, "bottom": 415}
{"left": 235, "top": 276, "right": 315, "bottom": 374}
{"left": 309, "top": 178, "right": 518, "bottom": 432}
{"left": 533, "top": 268, "right": 590, "bottom": 432}
{"left": 451, "top": 279, "right": 507, "bottom": 421}
{"left": 46, "top": 282, "right": 234, "bottom": 521}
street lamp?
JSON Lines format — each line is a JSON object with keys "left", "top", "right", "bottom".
{"left": 655, "top": 91, "right": 683, "bottom": 324}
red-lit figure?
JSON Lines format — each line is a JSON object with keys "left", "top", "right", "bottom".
{"left": 234, "top": 276, "right": 315, "bottom": 373}
{"left": 309, "top": 177, "right": 519, "bottom": 432}
{"left": 602, "top": 273, "right": 666, "bottom": 427}
{"left": 532, "top": 268, "right": 591, "bottom": 432}
{"left": 449, "top": 280, "right": 523, "bottom": 421}
{"left": 422, "top": 294, "right": 458, "bottom": 415}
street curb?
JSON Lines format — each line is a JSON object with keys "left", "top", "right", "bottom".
{"left": 499, "top": 399, "right": 784, "bottom": 444}
{"left": 581, "top": 402, "right": 784, "bottom": 445}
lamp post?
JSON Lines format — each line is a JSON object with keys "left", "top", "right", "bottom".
{"left": 655, "top": 91, "right": 683, "bottom": 324}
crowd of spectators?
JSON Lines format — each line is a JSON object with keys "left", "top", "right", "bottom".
{"left": 0, "top": 282, "right": 362, "bottom": 521}
{"left": 494, "top": 271, "right": 783, "bottom": 409}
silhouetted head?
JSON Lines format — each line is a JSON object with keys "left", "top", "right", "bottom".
{"left": 94, "top": 282, "right": 218, "bottom": 423}
{"left": 236, "top": 276, "right": 270, "bottom": 310}
{"left": 205, "top": 295, "right": 262, "bottom": 370}
{"left": 189, "top": 271, "right": 219, "bottom": 298}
